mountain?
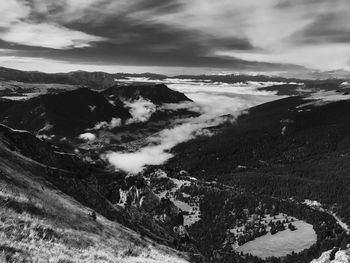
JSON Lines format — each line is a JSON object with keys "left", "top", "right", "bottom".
{"left": 258, "top": 80, "right": 349, "bottom": 96}
{"left": 2, "top": 66, "right": 350, "bottom": 94}
{"left": 0, "top": 67, "right": 116, "bottom": 89}
{"left": 1, "top": 89, "right": 350, "bottom": 263}
{"left": 173, "top": 72, "right": 349, "bottom": 83}
{"left": 144, "top": 94, "right": 350, "bottom": 262}
{"left": 0, "top": 124, "right": 191, "bottom": 262}
{"left": 114, "top": 72, "right": 168, "bottom": 80}
{"left": 0, "top": 83, "right": 195, "bottom": 142}
{"left": 163, "top": 94, "right": 350, "bottom": 225}
{"left": 2, "top": 66, "right": 350, "bottom": 262}
{"left": 1, "top": 123, "right": 342, "bottom": 263}
{"left": 0, "top": 67, "right": 167, "bottom": 90}
{"left": 0, "top": 88, "right": 131, "bottom": 137}
{"left": 103, "top": 83, "right": 192, "bottom": 105}
{"left": 66, "top": 71, "right": 116, "bottom": 89}
{"left": 0, "top": 66, "right": 72, "bottom": 84}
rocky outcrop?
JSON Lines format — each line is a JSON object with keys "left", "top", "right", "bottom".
{"left": 118, "top": 182, "right": 181, "bottom": 225}
{"left": 311, "top": 248, "right": 350, "bottom": 263}
{"left": 119, "top": 185, "right": 161, "bottom": 210}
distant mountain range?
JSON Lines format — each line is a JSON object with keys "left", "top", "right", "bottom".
{"left": 0, "top": 66, "right": 116, "bottom": 89}
{"left": 0, "top": 66, "right": 168, "bottom": 89}
{"left": 1, "top": 66, "right": 349, "bottom": 91}
{"left": 0, "top": 84, "right": 193, "bottom": 137}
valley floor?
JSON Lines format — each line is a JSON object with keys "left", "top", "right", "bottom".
{"left": 237, "top": 219, "right": 316, "bottom": 258}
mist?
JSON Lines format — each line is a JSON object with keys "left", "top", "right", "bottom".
{"left": 106, "top": 79, "right": 284, "bottom": 173}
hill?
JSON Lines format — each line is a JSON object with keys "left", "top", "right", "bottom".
{"left": 0, "top": 88, "right": 131, "bottom": 137}
{"left": 0, "top": 67, "right": 115, "bottom": 89}
{"left": 103, "top": 83, "right": 192, "bottom": 105}
{"left": 163, "top": 93, "right": 350, "bottom": 226}
{"left": 0, "top": 124, "right": 190, "bottom": 263}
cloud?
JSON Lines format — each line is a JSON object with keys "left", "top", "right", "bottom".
{"left": 1, "top": 0, "right": 350, "bottom": 71}
{"left": 105, "top": 117, "right": 229, "bottom": 174}
{"left": 131, "top": 0, "right": 350, "bottom": 70}
{"left": 0, "top": 52, "right": 237, "bottom": 75}
{"left": 93, "top": 118, "right": 122, "bottom": 130}
{"left": 105, "top": 80, "right": 282, "bottom": 173}
{"left": 208, "top": 0, "right": 350, "bottom": 70}
{"left": 131, "top": 0, "right": 313, "bottom": 48}
{"left": 0, "top": 0, "right": 304, "bottom": 73}
{"left": 290, "top": 13, "right": 350, "bottom": 45}
{"left": 0, "top": 0, "right": 106, "bottom": 50}
{"left": 165, "top": 79, "right": 283, "bottom": 117}
{"left": 0, "top": 0, "right": 30, "bottom": 27}
{"left": 217, "top": 44, "right": 350, "bottom": 71}
{"left": 124, "top": 98, "right": 157, "bottom": 124}
{"left": 1, "top": 22, "right": 106, "bottom": 49}
{"left": 79, "top": 132, "right": 96, "bottom": 141}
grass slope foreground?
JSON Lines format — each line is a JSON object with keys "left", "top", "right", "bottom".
{"left": 0, "top": 125, "right": 189, "bottom": 263}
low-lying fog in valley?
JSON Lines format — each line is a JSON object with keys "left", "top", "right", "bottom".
{"left": 106, "top": 78, "right": 290, "bottom": 173}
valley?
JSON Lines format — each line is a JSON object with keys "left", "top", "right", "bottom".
{"left": 1, "top": 0, "right": 350, "bottom": 262}
{"left": 1, "top": 67, "right": 350, "bottom": 262}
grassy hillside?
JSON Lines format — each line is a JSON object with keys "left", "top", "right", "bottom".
{"left": 0, "top": 131, "right": 189, "bottom": 263}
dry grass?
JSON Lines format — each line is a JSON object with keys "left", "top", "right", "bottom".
{"left": 0, "top": 162, "right": 189, "bottom": 263}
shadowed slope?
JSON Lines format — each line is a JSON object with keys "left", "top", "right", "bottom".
{"left": 0, "top": 88, "right": 131, "bottom": 136}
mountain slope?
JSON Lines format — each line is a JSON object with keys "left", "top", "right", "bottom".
{"left": 163, "top": 94, "right": 350, "bottom": 226}
{"left": 0, "top": 124, "right": 200, "bottom": 262}
{"left": 0, "top": 128, "right": 189, "bottom": 262}
{"left": 103, "top": 84, "right": 192, "bottom": 105}
{"left": 0, "top": 98, "right": 19, "bottom": 114}
{"left": 0, "top": 88, "right": 131, "bottom": 137}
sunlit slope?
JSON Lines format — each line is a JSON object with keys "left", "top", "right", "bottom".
{"left": 0, "top": 128, "right": 189, "bottom": 262}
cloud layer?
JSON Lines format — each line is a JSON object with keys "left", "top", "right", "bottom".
{"left": 124, "top": 98, "right": 157, "bottom": 124}
{"left": 0, "top": 0, "right": 350, "bottom": 72}
{"left": 0, "top": 0, "right": 105, "bottom": 50}
{"left": 1, "top": 22, "right": 106, "bottom": 49}
{"left": 106, "top": 79, "right": 282, "bottom": 173}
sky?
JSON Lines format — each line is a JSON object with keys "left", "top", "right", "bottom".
{"left": 1, "top": 0, "right": 350, "bottom": 74}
